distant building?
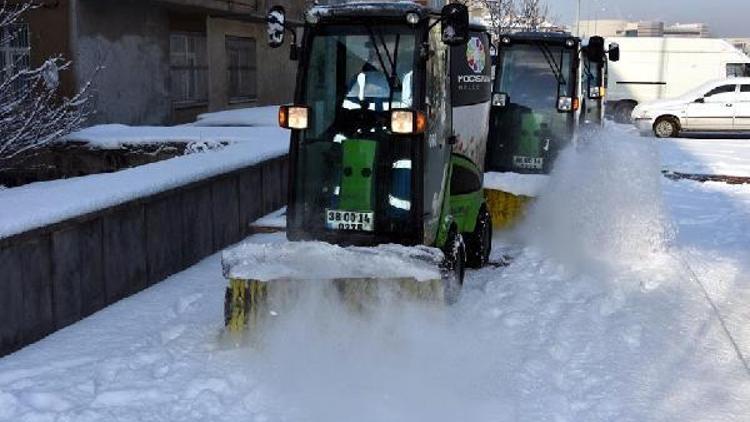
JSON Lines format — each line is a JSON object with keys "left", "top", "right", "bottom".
{"left": 577, "top": 19, "right": 710, "bottom": 39}
{"left": 13, "top": 0, "right": 305, "bottom": 126}
{"left": 664, "top": 23, "right": 711, "bottom": 38}
{"left": 727, "top": 38, "right": 750, "bottom": 55}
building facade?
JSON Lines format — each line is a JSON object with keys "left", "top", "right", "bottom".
{"left": 20, "top": 0, "right": 304, "bottom": 125}
{"left": 577, "top": 19, "right": 710, "bottom": 39}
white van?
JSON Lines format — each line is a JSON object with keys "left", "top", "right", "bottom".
{"left": 606, "top": 37, "right": 750, "bottom": 122}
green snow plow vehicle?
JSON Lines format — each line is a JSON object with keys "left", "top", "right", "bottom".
{"left": 484, "top": 32, "right": 619, "bottom": 229}
{"left": 223, "top": 1, "right": 493, "bottom": 333}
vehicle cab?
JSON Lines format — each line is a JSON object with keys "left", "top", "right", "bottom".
{"left": 487, "top": 32, "right": 581, "bottom": 175}
{"left": 268, "top": 1, "right": 492, "bottom": 252}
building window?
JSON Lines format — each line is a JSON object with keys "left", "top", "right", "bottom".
{"left": 0, "top": 23, "right": 30, "bottom": 86}
{"left": 170, "top": 32, "right": 208, "bottom": 106}
{"left": 226, "top": 36, "right": 257, "bottom": 103}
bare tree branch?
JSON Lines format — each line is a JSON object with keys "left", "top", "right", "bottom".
{"left": 0, "top": 0, "right": 92, "bottom": 163}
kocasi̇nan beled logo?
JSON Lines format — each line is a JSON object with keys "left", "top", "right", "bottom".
{"left": 466, "top": 37, "right": 486, "bottom": 74}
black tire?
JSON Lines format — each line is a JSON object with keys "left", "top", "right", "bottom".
{"left": 441, "top": 227, "right": 466, "bottom": 305}
{"left": 465, "top": 205, "right": 492, "bottom": 268}
{"left": 653, "top": 116, "right": 679, "bottom": 138}
{"left": 614, "top": 101, "right": 636, "bottom": 124}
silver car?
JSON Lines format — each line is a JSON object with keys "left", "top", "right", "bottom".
{"left": 632, "top": 77, "right": 750, "bottom": 138}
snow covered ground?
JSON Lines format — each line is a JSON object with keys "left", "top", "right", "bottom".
{"left": 1, "top": 125, "right": 749, "bottom": 421}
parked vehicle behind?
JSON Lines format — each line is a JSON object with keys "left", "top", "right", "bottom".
{"left": 607, "top": 37, "right": 750, "bottom": 123}
{"left": 632, "top": 77, "right": 750, "bottom": 138}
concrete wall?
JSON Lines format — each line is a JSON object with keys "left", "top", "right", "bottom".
{"left": 72, "top": 0, "right": 172, "bottom": 125}
{"left": 0, "top": 156, "right": 289, "bottom": 357}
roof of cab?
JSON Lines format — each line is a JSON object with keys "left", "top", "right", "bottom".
{"left": 307, "top": 1, "right": 488, "bottom": 32}
{"left": 309, "top": 1, "right": 431, "bottom": 20}
{"left": 505, "top": 31, "right": 579, "bottom": 43}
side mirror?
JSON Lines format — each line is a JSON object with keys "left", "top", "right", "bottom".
{"left": 587, "top": 36, "right": 605, "bottom": 63}
{"left": 440, "top": 4, "right": 469, "bottom": 46}
{"left": 608, "top": 42, "right": 620, "bottom": 62}
{"left": 695, "top": 97, "right": 705, "bottom": 103}
{"left": 267, "top": 6, "right": 286, "bottom": 48}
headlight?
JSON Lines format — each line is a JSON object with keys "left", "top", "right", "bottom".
{"left": 279, "top": 105, "right": 309, "bottom": 129}
{"left": 492, "top": 92, "right": 509, "bottom": 107}
{"left": 406, "top": 12, "right": 420, "bottom": 25}
{"left": 557, "top": 96, "right": 578, "bottom": 112}
{"left": 391, "top": 109, "right": 427, "bottom": 134}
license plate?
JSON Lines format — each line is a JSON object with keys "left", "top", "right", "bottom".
{"left": 325, "top": 209, "right": 374, "bottom": 232}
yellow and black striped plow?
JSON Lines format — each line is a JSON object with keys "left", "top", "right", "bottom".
{"left": 484, "top": 188, "right": 534, "bottom": 230}
{"left": 224, "top": 277, "right": 445, "bottom": 335}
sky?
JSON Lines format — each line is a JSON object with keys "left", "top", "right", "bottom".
{"left": 548, "top": 0, "right": 750, "bottom": 38}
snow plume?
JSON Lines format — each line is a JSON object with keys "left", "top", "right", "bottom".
{"left": 249, "top": 286, "right": 514, "bottom": 422}
{"left": 519, "top": 127, "right": 676, "bottom": 278}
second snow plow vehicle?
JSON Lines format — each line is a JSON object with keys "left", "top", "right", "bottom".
{"left": 485, "top": 32, "right": 619, "bottom": 229}
{"left": 223, "top": 1, "right": 493, "bottom": 333}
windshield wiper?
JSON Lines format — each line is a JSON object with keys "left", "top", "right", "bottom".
{"left": 366, "top": 26, "right": 401, "bottom": 102}
{"left": 535, "top": 41, "right": 566, "bottom": 86}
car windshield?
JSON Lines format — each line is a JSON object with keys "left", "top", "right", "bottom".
{"left": 487, "top": 42, "right": 576, "bottom": 174}
{"left": 290, "top": 24, "right": 418, "bottom": 235}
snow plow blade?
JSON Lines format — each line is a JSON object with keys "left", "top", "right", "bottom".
{"left": 485, "top": 188, "right": 533, "bottom": 230}
{"left": 221, "top": 241, "right": 446, "bottom": 334}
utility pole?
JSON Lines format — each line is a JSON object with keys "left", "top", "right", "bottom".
{"left": 575, "top": 0, "right": 581, "bottom": 36}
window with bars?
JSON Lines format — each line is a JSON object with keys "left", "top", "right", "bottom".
{"left": 170, "top": 32, "right": 208, "bottom": 106}
{"left": 226, "top": 36, "right": 257, "bottom": 103}
{"left": 0, "top": 23, "right": 30, "bottom": 86}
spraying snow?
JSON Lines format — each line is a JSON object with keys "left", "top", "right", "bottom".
{"left": 519, "top": 128, "right": 676, "bottom": 279}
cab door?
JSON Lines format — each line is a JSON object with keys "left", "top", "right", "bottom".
{"left": 734, "top": 85, "right": 750, "bottom": 131}
{"left": 684, "top": 84, "right": 737, "bottom": 131}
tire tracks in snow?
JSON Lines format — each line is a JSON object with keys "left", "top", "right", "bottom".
{"left": 672, "top": 250, "right": 750, "bottom": 376}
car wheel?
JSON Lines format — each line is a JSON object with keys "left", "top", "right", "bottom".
{"left": 441, "top": 227, "right": 465, "bottom": 305}
{"left": 653, "top": 117, "right": 679, "bottom": 138}
{"left": 465, "top": 205, "right": 492, "bottom": 268}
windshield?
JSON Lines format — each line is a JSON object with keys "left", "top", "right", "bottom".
{"left": 291, "top": 24, "right": 418, "bottom": 236}
{"left": 487, "top": 42, "right": 576, "bottom": 174}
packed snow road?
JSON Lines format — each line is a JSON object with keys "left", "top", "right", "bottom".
{"left": 2, "top": 126, "right": 750, "bottom": 421}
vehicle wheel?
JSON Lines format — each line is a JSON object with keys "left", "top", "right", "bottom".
{"left": 465, "top": 205, "right": 492, "bottom": 268}
{"left": 614, "top": 101, "right": 636, "bottom": 124}
{"left": 653, "top": 117, "right": 679, "bottom": 138}
{"left": 441, "top": 227, "right": 466, "bottom": 305}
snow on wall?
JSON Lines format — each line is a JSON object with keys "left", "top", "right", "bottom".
{"left": 0, "top": 126, "right": 289, "bottom": 240}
